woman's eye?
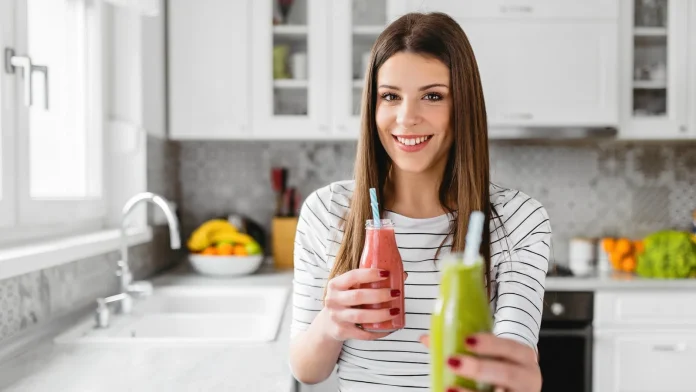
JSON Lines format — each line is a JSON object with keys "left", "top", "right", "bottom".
{"left": 424, "top": 93, "right": 443, "bottom": 101}
{"left": 381, "top": 93, "right": 399, "bottom": 102}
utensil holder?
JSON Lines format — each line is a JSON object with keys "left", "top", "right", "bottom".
{"left": 272, "top": 217, "right": 299, "bottom": 269}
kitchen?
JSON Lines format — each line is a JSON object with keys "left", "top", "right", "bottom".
{"left": 0, "top": 0, "right": 695, "bottom": 391}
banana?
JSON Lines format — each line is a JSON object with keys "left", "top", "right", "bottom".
{"left": 187, "top": 219, "right": 238, "bottom": 251}
{"left": 210, "top": 231, "right": 254, "bottom": 246}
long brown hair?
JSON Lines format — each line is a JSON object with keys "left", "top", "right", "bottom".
{"left": 327, "top": 12, "right": 492, "bottom": 291}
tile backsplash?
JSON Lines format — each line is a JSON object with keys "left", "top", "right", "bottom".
{"left": 179, "top": 140, "right": 696, "bottom": 265}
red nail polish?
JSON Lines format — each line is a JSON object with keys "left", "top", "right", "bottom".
{"left": 446, "top": 388, "right": 458, "bottom": 392}
{"left": 466, "top": 336, "right": 477, "bottom": 346}
{"left": 391, "top": 289, "right": 401, "bottom": 297}
{"left": 389, "top": 308, "right": 400, "bottom": 316}
{"left": 379, "top": 270, "right": 390, "bottom": 278}
{"left": 447, "top": 357, "right": 461, "bottom": 368}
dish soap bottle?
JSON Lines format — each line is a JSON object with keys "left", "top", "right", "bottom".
{"left": 431, "top": 211, "right": 493, "bottom": 392}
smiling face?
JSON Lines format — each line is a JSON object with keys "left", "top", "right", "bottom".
{"left": 375, "top": 51, "right": 453, "bottom": 175}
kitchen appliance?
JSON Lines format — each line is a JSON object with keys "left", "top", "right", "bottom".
{"left": 538, "top": 287, "right": 594, "bottom": 392}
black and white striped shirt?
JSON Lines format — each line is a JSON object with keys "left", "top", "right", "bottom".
{"left": 291, "top": 180, "right": 552, "bottom": 391}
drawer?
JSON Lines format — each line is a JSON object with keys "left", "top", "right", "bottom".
{"left": 596, "top": 292, "right": 696, "bottom": 327}
{"left": 615, "top": 334, "right": 696, "bottom": 392}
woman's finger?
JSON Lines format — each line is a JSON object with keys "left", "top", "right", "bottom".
{"left": 447, "top": 354, "right": 532, "bottom": 390}
{"left": 329, "top": 288, "right": 398, "bottom": 307}
{"left": 464, "top": 333, "right": 537, "bottom": 366}
{"left": 328, "top": 268, "right": 389, "bottom": 291}
{"left": 332, "top": 307, "right": 401, "bottom": 324}
{"left": 419, "top": 334, "right": 430, "bottom": 348}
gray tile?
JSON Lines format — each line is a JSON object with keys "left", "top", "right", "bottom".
{"left": 0, "top": 278, "right": 22, "bottom": 343}
{"left": 17, "top": 271, "right": 49, "bottom": 329}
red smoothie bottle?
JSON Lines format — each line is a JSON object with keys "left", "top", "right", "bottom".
{"left": 358, "top": 219, "right": 405, "bottom": 332}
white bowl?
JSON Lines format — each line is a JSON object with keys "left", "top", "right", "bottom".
{"left": 188, "top": 254, "right": 265, "bottom": 277}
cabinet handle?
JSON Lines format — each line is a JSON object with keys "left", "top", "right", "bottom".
{"left": 550, "top": 302, "right": 565, "bottom": 316}
{"left": 680, "top": 125, "right": 687, "bottom": 133}
{"left": 500, "top": 5, "right": 534, "bottom": 14}
{"left": 653, "top": 343, "right": 687, "bottom": 352}
{"left": 503, "top": 112, "right": 534, "bottom": 120}
{"left": 319, "top": 125, "right": 329, "bottom": 132}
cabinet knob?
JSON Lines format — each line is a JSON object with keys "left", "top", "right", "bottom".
{"left": 680, "top": 125, "right": 687, "bottom": 133}
{"left": 550, "top": 302, "right": 565, "bottom": 316}
{"left": 319, "top": 125, "right": 329, "bottom": 132}
{"left": 338, "top": 125, "right": 347, "bottom": 132}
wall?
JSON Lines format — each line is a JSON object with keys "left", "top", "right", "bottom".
{"left": 178, "top": 140, "right": 696, "bottom": 265}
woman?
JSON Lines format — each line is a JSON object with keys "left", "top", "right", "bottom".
{"left": 289, "top": 12, "right": 551, "bottom": 392}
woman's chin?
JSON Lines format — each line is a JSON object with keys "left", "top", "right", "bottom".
{"left": 391, "top": 157, "right": 436, "bottom": 175}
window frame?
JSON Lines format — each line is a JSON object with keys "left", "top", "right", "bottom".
{"left": 0, "top": 0, "right": 107, "bottom": 245}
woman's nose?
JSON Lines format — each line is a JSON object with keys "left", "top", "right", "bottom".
{"left": 396, "top": 99, "right": 421, "bottom": 128}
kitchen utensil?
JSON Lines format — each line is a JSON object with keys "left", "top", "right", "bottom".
{"left": 271, "top": 167, "right": 288, "bottom": 216}
{"left": 272, "top": 217, "right": 298, "bottom": 269}
{"left": 569, "top": 237, "right": 596, "bottom": 276}
{"left": 278, "top": 0, "right": 294, "bottom": 24}
{"left": 189, "top": 254, "right": 264, "bottom": 276}
{"left": 291, "top": 52, "right": 307, "bottom": 80}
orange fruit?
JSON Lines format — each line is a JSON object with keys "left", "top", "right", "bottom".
{"left": 622, "top": 257, "right": 636, "bottom": 272}
{"left": 602, "top": 238, "right": 615, "bottom": 253}
{"left": 614, "top": 238, "right": 632, "bottom": 257}
{"left": 216, "top": 243, "right": 234, "bottom": 256}
{"left": 233, "top": 245, "right": 248, "bottom": 256}
{"left": 633, "top": 240, "right": 645, "bottom": 255}
{"left": 202, "top": 246, "right": 217, "bottom": 256}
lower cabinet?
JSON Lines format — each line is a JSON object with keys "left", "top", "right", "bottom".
{"left": 594, "top": 291, "right": 696, "bottom": 392}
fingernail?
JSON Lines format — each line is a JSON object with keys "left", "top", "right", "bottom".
{"left": 446, "top": 388, "right": 458, "bottom": 392}
{"left": 447, "top": 357, "right": 461, "bottom": 368}
{"left": 390, "top": 289, "right": 401, "bottom": 297}
{"left": 379, "top": 270, "right": 390, "bottom": 277}
{"left": 389, "top": 308, "right": 400, "bottom": 316}
{"left": 466, "top": 336, "right": 477, "bottom": 346}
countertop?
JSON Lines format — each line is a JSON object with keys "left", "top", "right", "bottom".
{"left": 546, "top": 271, "right": 696, "bottom": 291}
{"left": 0, "top": 265, "right": 296, "bottom": 392}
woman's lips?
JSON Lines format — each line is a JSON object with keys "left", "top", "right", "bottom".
{"left": 392, "top": 135, "right": 433, "bottom": 152}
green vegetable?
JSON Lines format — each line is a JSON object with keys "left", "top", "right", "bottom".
{"left": 636, "top": 231, "right": 696, "bottom": 279}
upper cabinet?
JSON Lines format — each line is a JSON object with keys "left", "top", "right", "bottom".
{"left": 619, "top": 0, "right": 692, "bottom": 140}
{"left": 412, "top": 0, "right": 619, "bottom": 128}
{"left": 250, "top": 0, "right": 331, "bottom": 139}
{"left": 168, "top": 0, "right": 251, "bottom": 139}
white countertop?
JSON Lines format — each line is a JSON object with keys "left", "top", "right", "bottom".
{"left": 0, "top": 265, "right": 296, "bottom": 392}
{"left": 546, "top": 271, "right": 696, "bottom": 291}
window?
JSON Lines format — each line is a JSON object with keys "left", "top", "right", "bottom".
{"left": 0, "top": 0, "right": 105, "bottom": 244}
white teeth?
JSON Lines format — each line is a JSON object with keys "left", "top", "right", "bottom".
{"left": 396, "top": 136, "right": 431, "bottom": 146}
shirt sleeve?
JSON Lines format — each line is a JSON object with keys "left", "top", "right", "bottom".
{"left": 491, "top": 193, "right": 552, "bottom": 354}
{"left": 290, "top": 188, "right": 333, "bottom": 339}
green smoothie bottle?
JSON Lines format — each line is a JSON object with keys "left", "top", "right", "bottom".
{"left": 431, "top": 211, "right": 493, "bottom": 392}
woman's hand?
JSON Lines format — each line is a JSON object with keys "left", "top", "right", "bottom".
{"left": 321, "top": 269, "right": 406, "bottom": 342}
{"left": 420, "top": 333, "right": 542, "bottom": 392}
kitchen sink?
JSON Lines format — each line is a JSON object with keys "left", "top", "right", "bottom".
{"left": 54, "top": 286, "right": 289, "bottom": 345}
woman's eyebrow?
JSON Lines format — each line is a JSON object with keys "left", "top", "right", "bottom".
{"left": 377, "top": 83, "right": 449, "bottom": 91}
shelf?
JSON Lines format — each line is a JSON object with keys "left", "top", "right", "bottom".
{"left": 633, "top": 80, "right": 668, "bottom": 89}
{"left": 634, "top": 27, "right": 668, "bottom": 37}
{"left": 352, "top": 80, "right": 364, "bottom": 88}
{"left": 353, "top": 25, "right": 384, "bottom": 35}
{"left": 273, "top": 25, "right": 308, "bottom": 36}
{"left": 273, "top": 79, "right": 308, "bottom": 89}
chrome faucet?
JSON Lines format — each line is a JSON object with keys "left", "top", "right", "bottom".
{"left": 95, "top": 192, "right": 181, "bottom": 328}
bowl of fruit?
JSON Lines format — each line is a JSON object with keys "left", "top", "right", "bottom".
{"left": 187, "top": 219, "right": 265, "bottom": 277}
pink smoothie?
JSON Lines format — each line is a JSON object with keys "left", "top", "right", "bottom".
{"left": 358, "top": 219, "right": 405, "bottom": 332}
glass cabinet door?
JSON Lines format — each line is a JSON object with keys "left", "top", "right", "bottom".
{"left": 623, "top": 0, "right": 689, "bottom": 138}
{"left": 252, "top": 0, "right": 330, "bottom": 139}
{"left": 330, "top": 1, "right": 411, "bottom": 139}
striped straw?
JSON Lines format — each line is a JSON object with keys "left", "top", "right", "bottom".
{"left": 463, "top": 211, "right": 485, "bottom": 265}
{"left": 369, "top": 188, "right": 381, "bottom": 228}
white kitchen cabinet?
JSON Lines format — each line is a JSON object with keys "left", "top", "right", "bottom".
{"left": 168, "top": 0, "right": 251, "bottom": 139}
{"left": 330, "top": 0, "right": 413, "bottom": 138}
{"left": 594, "top": 291, "right": 696, "bottom": 392}
{"left": 459, "top": 20, "right": 618, "bottom": 128}
{"left": 250, "top": 0, "right": 332, "bottom": 140}
{"left": 594, "top": 332, "right": 696, "bottom": 392}
{"left": 410, "top": 0, "right": 618, "bottom": 19}
{"left": 619, "top": 0, "right": 692, "bottom": 140}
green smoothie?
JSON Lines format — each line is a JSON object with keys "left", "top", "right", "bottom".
{"left": 431, "top": 212, "right": 493, "bottom": 391}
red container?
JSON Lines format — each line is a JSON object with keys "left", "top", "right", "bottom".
{"left": 358, "top": 219, "right": 405, "bottom": 332}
